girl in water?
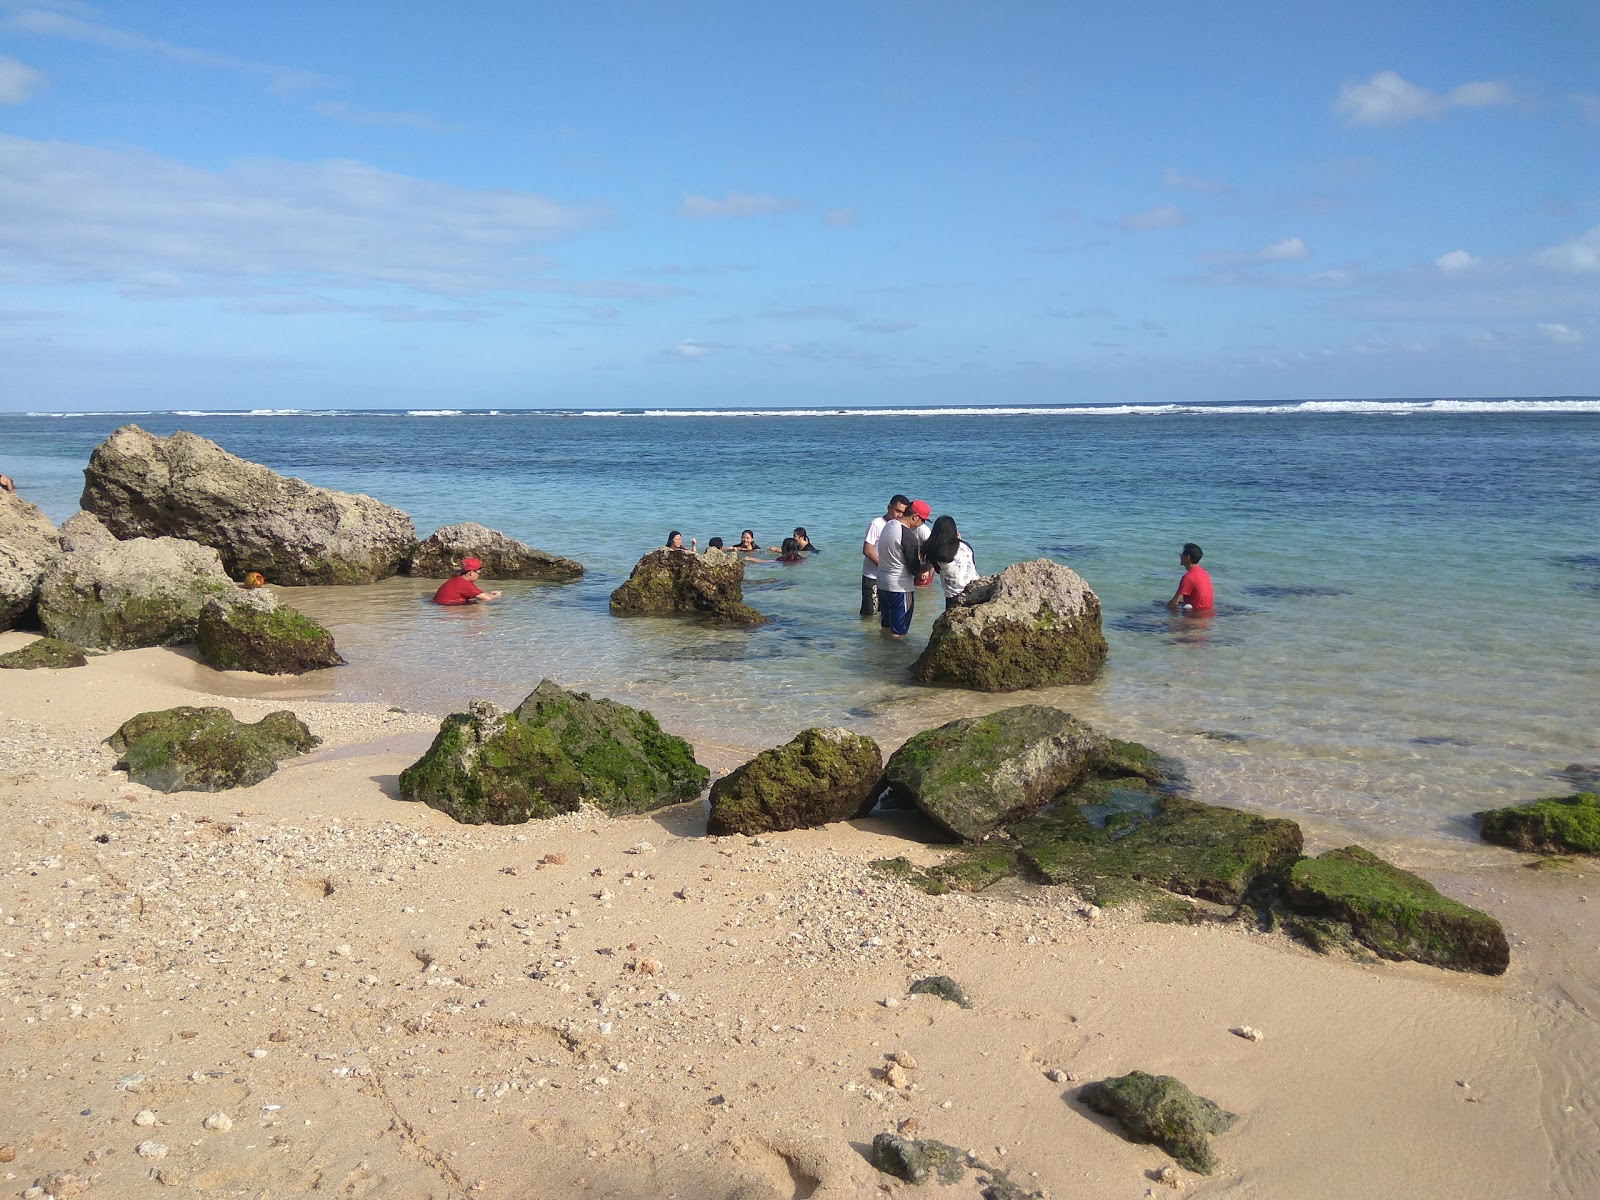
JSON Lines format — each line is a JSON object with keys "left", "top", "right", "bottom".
{"left": 923, "top": 515, "right": 978, "bottom": 608}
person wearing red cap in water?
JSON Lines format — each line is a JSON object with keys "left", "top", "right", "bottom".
{"left": 874, "top": 499, "right": 933, "bottom": 637}
{"left": 431, "top": 557, "right": 503, "bottom": 606}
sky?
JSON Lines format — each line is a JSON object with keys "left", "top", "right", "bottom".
{"left": 0, "top": 0, "right": 1596, "bottom": 411}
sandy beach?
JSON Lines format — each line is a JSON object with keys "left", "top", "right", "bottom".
{"left": 2, "top": 630, "right": 1596, "bottom": 1200}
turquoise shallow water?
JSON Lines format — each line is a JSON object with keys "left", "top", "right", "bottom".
{"left": 4, "top": 402, "right": 1598, "bottom": 842}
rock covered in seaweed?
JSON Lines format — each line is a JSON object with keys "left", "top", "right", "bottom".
{"left": 707, "top": 727, "right": 882, "bottom": 835}
{"left": 398, "top": 679, "right": 709, "bottom": 824}
{"left": 410, "top": 522, "right": 583, "bottom": 581}
{"left": 196, "top": 590, "right": 344, "bottom": 675}
{"left": 109, "top": 706, "right": 319, "bottom": 792}
{"left": 0, "top": 637, "right": 88, "bottom": 670}
{"left": 1477, "top": 792, "right": 1600, "bottom": 856}
{"left": 1077, "top": 1070, "right": 1237, "bottom": 1174}
{"left": 0, "top": 490, "right": 60, "bottom": 630}
{"left": 608, "top": 547, "right": 764, "bottom": 625}
{"left": 870, "top": 1134, "right": 966, "bottom": 1185}
{"left": 80, "top": 424, "right": 416, "bottom": 585}
{"left": 911, "top": 558, "right": 1108, "bottom": 692}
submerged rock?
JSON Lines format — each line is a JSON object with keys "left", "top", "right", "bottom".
{"left": 1282, "top": 845, "right": 1510, "bottom": 975}
{"left": 1078, "top": 1070, "right": 1237, "bottom": 1174}
{"left": 609, "top": 547, "right": 765, "bottom": 625}
{"left": 871, "top": 1134, "right": 966, "bottom": 1185}
{"left": 37, "top": 514, "right": 234, "bottom": 650}
{"left": 196, "top": 590, "right": 344, "bottom": 675}
{"left": 398, "top": 680, "right": 709, "bottom": 824}
{"left": 0, "top": 637, "right": 88, "bottom": 670}
{"left": 0, "top": 491, "right": 60, "bottom": 630}
{"left": 81, "top": 424, "right": 416, "bottom": 585}
{"left": 1477, "top": 792, "right": 1600, "bottom": 856}
{"left": 410, "top": 522, "right": 583, "bottom": 581}
{"left": 881, "top": 706, "right": 1108, "bottom": 841}
{"left": 707, "top": 727, "right": 882, "bottom": 835}
{"left": 109, "top": 706, "right": 319, "bottom": 792}
{"left": 911, "top": 559, "right": 1108, "bottom": 692}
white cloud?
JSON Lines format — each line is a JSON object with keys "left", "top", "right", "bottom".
{"left": 0, "top": 53, "right": 44, "bottom": 103}
{"left": 1334, "top": 70, "right": 1515, "bottom": 126}
{"left": 1119, "top": 204, "right": 1185, "bottom": 232}
{"left": 667, "top": 339, "right": 715, "bottom": 359}
{"left": 313, "top": 100, "right": 463, "bottom": 134}
{"left": 1535, "top": 226, "right": 1600, "bottom": 273}
{"left": 1538, "top": 323, "right": 1584, "bottom": 344}
{"left": 679, "top": 192, "right": 804, "bottom": 219}
{"left": 1257, "top": 236, "right": 1309, "bottom": 262}
{"left": 1161, "top": 167, "right": 1230, "bottom": 195}
{"left": 1435, "top": 249, "right": 1479, "bottom": 272}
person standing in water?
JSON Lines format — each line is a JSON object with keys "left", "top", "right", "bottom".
{"left": 1166, "top": 542, "right": 1214, "bottom": 613}
{"left": 860, "top": 495, "right": 909, "bottom": 617}
{"left": 876, "top": 499, "right": 932, "bottom": 637}
{"left": 923, "top": 515, "right": 979, "bottom": 609}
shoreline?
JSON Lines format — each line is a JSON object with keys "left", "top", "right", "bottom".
{"left": 2, "top": 632, "right": 1596, "bottom": 1197}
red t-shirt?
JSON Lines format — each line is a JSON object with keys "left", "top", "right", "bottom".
{"left": 432, "top": 575, "right": 484, "bottom": 606}
{"left": 1178, "top": 564, "right": 1213, "bottom": 611}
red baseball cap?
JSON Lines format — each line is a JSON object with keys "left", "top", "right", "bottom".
{"left": 909, "top": 499, "right": 931, "bottom": 519}
{"left": 461, "top": 557, "right": 483, "bottom": 571}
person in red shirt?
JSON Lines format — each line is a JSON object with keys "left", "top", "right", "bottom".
{"left": 1166, "top": 542, "right": 1214, "bottom": 613}
{"left": 432, "top": 557, "right": 502, "bottom": 606}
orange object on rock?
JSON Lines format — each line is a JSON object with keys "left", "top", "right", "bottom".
{"left": 243, "top": 571, "right": 266, "bottom": 588}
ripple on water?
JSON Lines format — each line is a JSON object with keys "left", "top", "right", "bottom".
{"left": 1242, "top": 584, "right": 1353, "bottom": 599}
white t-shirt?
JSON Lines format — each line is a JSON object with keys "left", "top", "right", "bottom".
{"left": 862, "top": 515, "right": 890, "bottom": 578}
{"left": 938, "top": 540, "right": 979, "bottom": 598}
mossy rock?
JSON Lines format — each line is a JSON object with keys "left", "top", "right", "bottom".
{"left": 0, "top": 637, "right": 88, "bottom": 670}
{"left": 1477, "top": 793, "right": 1600, "bottom": 856}
{"left": 1013, "top": 791, "right": 1303, "bottom": 906}
{"left": 196, "top": 591, "right": 344, "bottom": 675}
{"left": 108, "top": 706, "right": 318, "bottom": 792}
{"left": 707, "top": 727, "right": 882, "bottom": 835}
{"left": 609, "top": 548, "right": 764, "bottom": 624}
{"left": 869, "top": 856, "right": 950, "bottom": 895}
{"left": 909, "top": 974, "right": 973, "bottom": 1008}
{"left": 871, "top": 1134, "right": 966, "bottom": 1185}
{"left": 1090, "top": 738, "right": 1167, "bottom": 784}
{"left": 931, "top": 841, "right": 1022, "bottom": 892}
{"left": 398, "top": 680, "right": 709, "bottom": 825}
{"left": 1078, "top": 1070, "right": 1237, "bottom": 1174}
{"left": 1282, "top": 845, "right": 1509, "bottom": 975}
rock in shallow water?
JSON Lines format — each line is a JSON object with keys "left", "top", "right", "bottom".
{"left": 609, "top": 547, "right": 764, "bottom": 625}
{"left": 410, "top": 521, "right": 583, "bottom": 581}
{"left": 707, "top": 727, "right": 882, "bottom": 835}
{"left": 196, "top": 589, "right": 344, "bottom": 675}
{"left": 109, "top": 706, "right": 319, "bottom": 792}
{"left": 1078, "top": 1070, "right": 1237, "bottom": 1174}
{"left": 1476, "top": 792, "right": 1600, "bottom": 856}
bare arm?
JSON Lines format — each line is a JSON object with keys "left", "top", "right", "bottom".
{"left": 863, "top": 539, "right": 880, "bottom": 566}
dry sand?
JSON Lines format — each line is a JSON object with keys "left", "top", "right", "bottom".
{"left": 2, "top": 632, "right": 1596, "bottom": 1199}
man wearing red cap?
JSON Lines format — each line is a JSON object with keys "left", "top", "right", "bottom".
{"left": 431, "top": 557, "right": 503, "bottom": 606}
{"left": 875, "top": 499, "right": 933, "bottom": 638}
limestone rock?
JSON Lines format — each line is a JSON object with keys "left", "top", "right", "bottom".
{"left": 0, "top": 637, "right": 88, "bottom": 670}
{"left": 109, "top": 706, "right": 319, "bottom": 792}
{"left": 196, "top": 590, "right": 344, "bottom": 675}
{"left": 1476, "top": 792, "right": 1600, "bottom": 856}
{"left": 80, "top": 424, "right": 416, "bottom": 585}
{"left": 911, "top": 558, "right": 1108, "bottom": 691}
{"left": 1078, "top": 1070, "right": 1237, "bottom": 1174}
{"left": 871, "top": 1134, "right": 966, "bottom": 1185}
{"left": 37, "top": 515, "right": 234, "bottom": 649}
{"left": 882, "top": 706, "right": 1108, "bottom": 841}
{"left": 410, "top": 522, "right": 583, "bottom": 581}
{"left": 707, "top": 727, "right": 883, "bottom": 835}
{"left": 58, "top": 510, "right": 116, "bottom": 552}
{"left": 609, "top": 547, "right": 765, "bottom": 625}
{"left": 0, "top": 490, "right": 60, "bottom": 629}
{"left": 1282, "top": 845, "right": 1510, "bottom": 975}
{"left": 398, "top": 679, "right": 709, "bottom": 824}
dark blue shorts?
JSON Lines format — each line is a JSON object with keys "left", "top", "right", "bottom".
{"left": 878, "top": 588, "right": 914, "bottom": 636}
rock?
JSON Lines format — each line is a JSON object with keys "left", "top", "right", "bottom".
{"left": 609, "top": 547, "right": 765, "bottom": 625}
{"left": 0, "top": 490, "right": 60, "bottom": 629}
{"left": 1477, "top": 792, "right": 1600, "bottom": 856}
{"left": 80, "top": 424, "right": 416, "bottom": 584}
{"left": 397, "top": 680, "right": 709, "bottom": 824}
{"left": 871, "top": 1133, "right": 966, "bottom": 1185}
{"left": 410, "top": 522, "right": 582, "bottom": 581}
{"left": 0, "top": 637, "right": 88, "bottom": 670}
{"left": 109, "top": 706, "right": 320, "bottom": 792}
{"left": 707, "top": 727, "right": 883, "bottom": 835}
{"left": 909, "top": 975, "right": 973, "bottom": 1008}
{"left": 36, "top": 514, "right": 235, "bottom": 649}
{"left": 202, "top": 1111, "right": 233, "bottom": 1132}
{"left": 890, "top": 1050, "right": 919, "bottom": 1070}
{"left": 1077, "top": 1070, "right": 1237, "bottom": 1174}
{"left": 57, "top": 510, "right": 115, "bottom": 552}
{"left": 884, "top": 1062, "right": 911, "bottom": 1089}
{"left": 1281, "top": 845, "right": 1510, "bottom": 975}
{"left": 196, "top": 589, "right": 344, "bottom": 675}
{"left": 135, "top": 1140, "right": 169, "bottom": 1159}
{"left": 881, "top": 706, "right": 1108, "bottom": 841}
{"left": 133, "top": 1109, "right": 156, "bottom": 1126}
{"left": 40, "top": 1170, "right": 91, "bottom": 1198}
{"left": 1230, "top": 1026, "right": 1264, "bottom": 1043}
{"left": 911, "top": 558, "right": 1108, "bottom": 692}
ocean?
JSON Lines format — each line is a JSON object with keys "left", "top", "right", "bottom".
{"left": 5, "top": 399, "right": 1598, "bottom": 845}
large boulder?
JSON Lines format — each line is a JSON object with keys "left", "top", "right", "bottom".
{"left": 37, "top": 514, "right": 234, "bottom": 649}
{"left": 0, "top": 637, "right": 88, "bottom": 670}
{"left": 881, "top": 706, "right": 1108, "bottom": 841}
{"left": 196, "top": 590, "right": 344, "bottom": 675}
{"left": 707, "top": 727, "right": 883, "bottom": 835}
{"left": 0, "top": 491, "right": 60, "bottom": 629}
{"left": 80, "top": 424, "right": 416, "bottom": 585}
{"left": 1477, "top": 792, "right": 1600, "bottom": 856}
{"left": 398, "top": 680, "right": 709, "bottom": 824}
{"left": 410, "top": 522, "right": 583, "bottom": 581}
{"left": 109, "top": 706, "right": 319, "bottom": 792}
{"left": 1078, "top": 1071, "right": 1237, "bottom": 1174}
{"left": 911, "top": 558, "right": 1108, "bottom": 691}
{"left": 1282, "top": 845, "right": 1510, "bottom": 975}
{"left": 609, "top": 548, "right": 765, "bottom": 625}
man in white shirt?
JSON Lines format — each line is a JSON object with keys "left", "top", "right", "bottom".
{"left": 860, "top": 494, "right": 909, "bottom": 617}
{"left": 876, "top": 499, "right": 932, "bottom": 637}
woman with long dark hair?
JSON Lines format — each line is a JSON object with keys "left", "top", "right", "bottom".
{"left": 923, "top": 515, "right": 978, "bottom": 608}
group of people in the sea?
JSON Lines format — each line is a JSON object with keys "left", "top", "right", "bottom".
{"left": 663, "top": 527, "right": 819, "bottom": 564}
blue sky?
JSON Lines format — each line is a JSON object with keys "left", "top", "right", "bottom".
{"left": 0, "top": 0, "right": 1595, "bottom": 411}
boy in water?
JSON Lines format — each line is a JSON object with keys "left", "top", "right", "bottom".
{"left": 1166, "top": 542, "right": 1213, "bottom": 613}
{"left": 432, "top": 557, "right": 502, "bottom": 606}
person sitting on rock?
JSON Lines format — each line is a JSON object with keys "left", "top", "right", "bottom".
{"left": 1166, "top": 542, "right": 1214, "bottom": 614}
{"left": 666, "top": 531, "right": 696, "bottom": 552}
{"left": 769, "top": 526, "right": 819, "bottom": 554}
{"left": 432, "top": 557, "right": 502, "bottom": 606}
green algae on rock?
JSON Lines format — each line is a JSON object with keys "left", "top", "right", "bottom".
{"left": 0, "top": 637, "right": 88, "bottom": 670}
{"left": 109, "top": 706, "right": 319, "bottom": 792}
{"left": 1078, "top": 1070, "right": 1237, "bottom": 1174}
{"left": 909, "top": 975, "right": 973, "bottom": 1008}
{"left": 1282, "top": 845, "right": 1510, "bottom": 975}
{"left": 707, "top": 727, "right": 881, "bottom": 835}
{"left": 398, "top": 680, "right": 709, "bottom": 825}
{"left": 609, "top": 547, "right": 765, "bottom": 625}
{"left": 196, "top": 590, "right": 344, "bottom": 675}
{"left": 1477, "top": 792, "right": 1600, "bottom": 856}
{"left": 871, "top": 1134, "right": 967, "bottom": 1185}
{"left": 869, "top": 856, "right": 950, "bottom": 895}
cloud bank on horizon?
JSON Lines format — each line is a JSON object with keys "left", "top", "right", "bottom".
{"left": 0, "top": 0, "right": 1594, "bottom": 411}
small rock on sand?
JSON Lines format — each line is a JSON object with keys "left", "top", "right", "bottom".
{"left": 133, "top": 1109, "right": 156, "bottom": 1126}
{"left": 202, "top": 1111, "right": 234, "bottom": 1132}
{"left": 136, "top": 1140, "right": 169, "bottom": 1159}
{"left": 1230, "top": 1026, "right": 1265, "bottom": 1043}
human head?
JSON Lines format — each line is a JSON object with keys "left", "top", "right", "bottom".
{"left": 667, "top": 531, "right": 683, "bottom": 549}
{"left": 739, "top": 529, "right": 756, "bottom": 546}
{"left": 887, "top": 494, "right": 911, "bottom": 519}
{"left": 459, "top": 556, "right": 483, "bottom": 577}
{"left": 707, "top": 536, "right": 724, "bottom": 550}
{"left": 924, "top": 514, "right": 958, "bottom": 565}
{"left": 793, "top": 526, "right": 808, "bottom": 542}
{"left": 780, "top": 537, "right": 799, "bottom": 558}
{"left": 907, "top": 499, "right": 931, "bottom": 524}
{"left": 1181, "top": 542, "right": 1203, "bottom": 565}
